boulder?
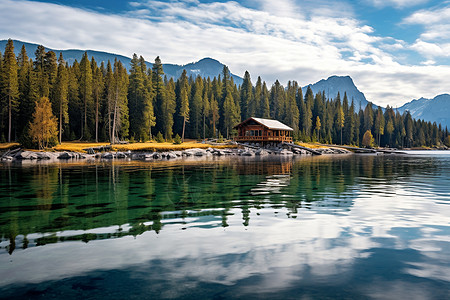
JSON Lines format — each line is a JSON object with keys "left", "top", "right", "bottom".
{"left": 58, "top": 152, "right": 73, "bottom": 159}
{"left": 240, "top": 150, "right": 254, "bottom": 156}
{"left": 116, "top": 152, "right": 127, "bottom": 159}
{"left": 102, "top": 152, "right": 114, "bottom": 159}
{"left": 279, "top": 149, "right": 294, "bottom": 156}
{"left": 166, "top": 152, "right": 178, "bottom": 159}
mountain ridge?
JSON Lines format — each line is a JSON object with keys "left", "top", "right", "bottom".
{"left": 0, "top": 39, "right": 243, "bottom": 84}
{"left": 398, "top": 94, "right": 450, "bottom": 129}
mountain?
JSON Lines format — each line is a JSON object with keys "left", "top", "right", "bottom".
{"left": 303, "top": 75, "right": 370, "bottom": 109}
{"left": 0, "top": 39, "right": 243, "bottom": 84}
{"left": 398, "top": 94, "right": 450, "bottom": 129}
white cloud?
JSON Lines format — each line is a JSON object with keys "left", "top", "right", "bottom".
{"left": 0, "top": 0, "right": 449, "bottom": 107}
{"left": 403, "top": 5, "right": 450, "bottom": 61}
{"left": 365, "top": 0, "right": 430, "bottom": 9}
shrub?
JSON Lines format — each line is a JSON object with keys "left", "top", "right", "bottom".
{"left": 173, "top": 134, "right": 182, "bottom": 144}
{"left": 156, "top": 132, "right": 164, "bottom": 143}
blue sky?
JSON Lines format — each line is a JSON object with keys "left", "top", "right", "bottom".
{"left": 1, "top": 0, "right": 450, "bottom": 106}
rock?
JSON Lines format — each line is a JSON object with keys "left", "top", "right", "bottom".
{"left": 84, "top": 148, "right": 95, "bottom": 154}
{"left": 102, "top": 152, "right": 114, "bottom": 159}
{"left": 16, "top": 151, "right": 38, "bottom": 160}
{"left": 255, "top": 149, "right": 269, "bottom": 156}
{"left": 153, "top": 153, "right": 161, "bottom": 159}
{"left": 166, "top": 152, "right": 178, "bottom": 159}
{"left": 240, "top": 150, "right": 254, "bottom": 156}
{"left": 172, "top": 151, "right": 183, "bottom": 157}
{"left": 116, "top": 152, "right": 126, "bottom": 159}
{"left": 35, "top": 152, "right": 52, "bottom": 160}
{"left": 279, "top": 149, "right": 294, "bottom": 156}
{"left": 58, "top": 152, "right": 73, "bottom": 159}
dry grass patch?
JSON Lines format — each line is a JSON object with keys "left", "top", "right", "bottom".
{"left": 54, "top": 142, "right": 110, "bottom": 153}
{"left": 295, "top": 142, "right": 329, "bottom": 149}
{"left": 0, "top": 142, "right": 20, "bottom": 150}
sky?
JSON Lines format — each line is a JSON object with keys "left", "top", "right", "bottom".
{"left": 0, "top": 0, "right": 450, "bottom": 107}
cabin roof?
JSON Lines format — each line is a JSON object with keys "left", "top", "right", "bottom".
{"left": 235, "top": 117, "right": 294, "bottom": 131}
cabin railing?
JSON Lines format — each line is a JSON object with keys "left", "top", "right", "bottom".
{"left": 235, "top": 136, "right": 293, "bottom": 142}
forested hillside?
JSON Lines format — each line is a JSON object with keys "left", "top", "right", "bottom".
{"left": 1, "top": 39, "right": 449, "bottom": 148}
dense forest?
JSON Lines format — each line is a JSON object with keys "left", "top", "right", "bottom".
{"left": 1, "top": 39, "right": 449, "bottom": 148}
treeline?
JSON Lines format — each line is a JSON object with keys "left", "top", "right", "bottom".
{"left": 1, "top": 39, "right": 449, "bottom": 148}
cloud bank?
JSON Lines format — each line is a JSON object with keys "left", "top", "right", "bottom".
{"left": 0, "top": 0, "right": 449, "bottom": 106}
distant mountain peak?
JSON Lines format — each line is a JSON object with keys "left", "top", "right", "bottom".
{"left": 303, "top": 75, "right": 369, "bottom": 108}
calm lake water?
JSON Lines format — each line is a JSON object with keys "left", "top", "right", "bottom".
{"left": 1, "top": 153, "right": 450, "bottom": 299}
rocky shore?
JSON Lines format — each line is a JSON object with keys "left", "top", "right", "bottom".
{"left": 0, "top": 144, "right": 351, "bottom": 162}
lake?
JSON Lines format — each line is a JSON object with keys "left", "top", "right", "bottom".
{"left": 1, "top": 153, "right": 450, "bottom": 299}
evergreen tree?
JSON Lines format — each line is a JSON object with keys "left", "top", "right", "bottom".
{"left": 178, "top": 70, "right": 190, "bottom": 142}
{"left": 223, "top": 90, "right": 239, "bottom": 138}
{"left": 190, "top": 76, "right": 203, "bottom": 138}
{"left": 53, "top": 53, "right": 69, "bottom": 143}
{"left": 152, "top": 56, "right": 165, "bottom": 135}
{"left": 210, "top": 96, "right": 219, "bottom": 138}
{"left": 261, "top": 82, "right": 270, "bottom": 118}
{"left": 240, "top": 71, "right": 253, "bottom": 119}
{"left": 374, "top": 106, "right": 385, "bottom": 146}
{"left": 202, "top": 89, "right": 210, "bottom": 140}
{"left": 1, "top": 39, "right": 19, "bottom": 142}
{"left": 163, "top": 78, "right": 176, "bottom": 140}
{"left": 91, "top": 57, "right": 104, "bottom": 142}
{"left": 79, "top": 52, "right": 93, "bottom": 140}
{"left": 17, "top": 45, "right": 34, "bottom": 139}
{"left": 141, "top": 57, "right": 155, "bottom": 141}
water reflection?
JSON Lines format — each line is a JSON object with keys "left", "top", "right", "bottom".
{"left": 0, "top": 155, "right": 450, "bottom": 298}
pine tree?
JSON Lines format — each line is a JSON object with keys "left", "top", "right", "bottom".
{"left": 336, "top": 99, "right": 345, "bottom": 145}
{"left": 240, "top": 71, "right": 253, "bottom": 119}
{"left": 202, "top": 89, "right": 210, "bottom": 140}
{"left": 33, "top": 45, "right": 49, "bottom": 98}
{"left": 91, "top": 57, "right": 104, "bottom": 142}
{"left": 179, "top": 70, "right": 190, "bottom": 142}
{"left": 190, "top": 76, "right": 203, "bottom": 138}
{"left": 53, "top": 53, "right": 69, "bottom": 143}
{"left": 163, "top": 78, "right": 176, "bottom": 140}
{"left": 152, "top": 56, "right": 165, "bottom": 135}
{"left": 1, "top": 39, "right": 19, "bottom": 142}
{"left": 210, "top": 96, "right": 219, "bottom": 138}
{"left": 141, "top": 57, "right": 155, "bottom": 141}
{"left": 223, "top": 90, "right": 239, "bottom": 138}
{"left": 79, "top": 52, "right": 93, "bottom": 140}
{"left": 261, "top": 82, "right": 270, "bottom": 118}
{"left": 374, "top": 106, "right": 385, "bottom": 146}
{"left": 128, "top": 53, "right": 145, "bottom": 140}
{"left": 17, "top": 45, "right": 34, "bottom": 139}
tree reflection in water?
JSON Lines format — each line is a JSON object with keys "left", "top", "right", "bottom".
{"left": 0, "top": 155, "right": 442, "bottom": 253}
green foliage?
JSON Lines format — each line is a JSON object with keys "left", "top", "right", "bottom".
{"left": 1, "top": 40, "right": 447, "bottom": 149}
{"left": 173, "top": 134, "right": 182, "bottom": 144}
{"left": 156, "top": 131, "right": 164, "bottom": 143}
{"left": 218, "top": 132, "right": 224, "bottom": 143}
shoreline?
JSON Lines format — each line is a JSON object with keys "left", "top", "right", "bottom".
{"left": 0, "top": 143, "right": 352, "bottom": 163}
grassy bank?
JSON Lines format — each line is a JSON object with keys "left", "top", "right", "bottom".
{"left": 0, "top": 142, "right": 20, "bottom": 150}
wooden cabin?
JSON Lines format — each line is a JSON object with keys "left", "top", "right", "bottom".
{"left": 234, "top": 117, "right": 293, "bottom": 144}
